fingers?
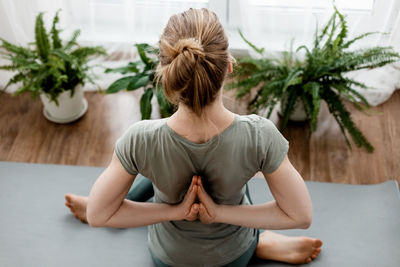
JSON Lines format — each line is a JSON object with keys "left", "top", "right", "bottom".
{"left": 199, "top": 203, "right": 210, "bottom": 217}
{"left": 199, "top": 203, "right": 212, "bottom": 224}
{"left": 196, "top": 178, "right": 213, "bottom": 205}
{"left": 188, "top": 203, "right": 199, "bottom": 219}
{"left": 196, "top": 175, "right": 202, "bottom": 186}
{"left": 188, "top": 175, "right": 197, "bottom": 192}
{"left": 186, "top": 182, "right": 198, "bottom": 204}
{"left": 185, "top": 176, "right": 198, "bottom": 200}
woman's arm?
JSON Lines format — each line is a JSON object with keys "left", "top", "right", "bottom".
{"left": 197, "top": 155, "right": 312, "bottom": 230}
{"left": 86, "top": 152, "right": 199, "bottom": 228}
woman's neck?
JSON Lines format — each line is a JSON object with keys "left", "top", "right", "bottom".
{"left": 166, "top": 94, "right": 236, "bottom": 143}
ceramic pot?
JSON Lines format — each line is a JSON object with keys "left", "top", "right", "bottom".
{"left": 277, "top": 97, "right": 308, "bottom": 122}
{"left": 40, "top": 84, "right": 88, "bottom": 123}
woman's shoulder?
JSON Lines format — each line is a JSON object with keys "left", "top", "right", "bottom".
{"left": 236, "top": 114, "right": 276, "bottom": 130}
{"left": 118, "top": 118, "right": 167, "bottom": 142}
{"left": 124, "top": 118, "right": 167, "bottom": 133}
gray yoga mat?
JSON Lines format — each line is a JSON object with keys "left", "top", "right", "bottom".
{"left": 0, "top": 161, "right": 399, "bottom": 267}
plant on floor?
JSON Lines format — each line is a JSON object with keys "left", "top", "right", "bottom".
{"left": 0, "top": 10, "right": 106, "bottom": 105}
{"left": 227, "top": 6, "right": 400, "bottom": 152}
{"left": 105, "top": 43, "right": 174, "bottom": 120}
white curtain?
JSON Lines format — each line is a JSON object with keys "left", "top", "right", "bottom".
{"left": 0, "top": 0, "right": 62, "bottom": 90}
{"left": 0, "top": 0, "right": 211, "bottom": 92}
{"left": 1, "top": 0, "right": 400, "bottom": 106}
{"left": 238, "top": 0, "right": 400, "bottom": 106}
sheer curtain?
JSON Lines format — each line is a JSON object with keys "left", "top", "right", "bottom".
{"left": 0, "top": 0, "right": 62, "bottom": 91}
{"left": 0, "top": 0, "right": 212, "bottom": 92}
{"left": 1, "top": 0, "right": 400, "bottom": 105}
{"left": 237, "top": 0, "right": 400, "bottom": 106}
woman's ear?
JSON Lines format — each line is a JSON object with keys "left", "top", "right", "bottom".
{"left": 227, "top": 59, "right": 233, "bottom": 74}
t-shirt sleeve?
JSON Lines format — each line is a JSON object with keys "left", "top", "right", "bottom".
{"left": 114, "top": 125, "right": 140, "bottom": 176}
{"left": 257, "top": 117, "right": 289, "bottom": 174}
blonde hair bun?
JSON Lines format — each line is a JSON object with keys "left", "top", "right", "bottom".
{"left": 170, "top": 38, "right": 205, "bottom": 60}
{"left": 156, "top": 8, "right": 232, "bottom": 116}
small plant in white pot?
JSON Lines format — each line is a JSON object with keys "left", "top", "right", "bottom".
{"left": 0, "top": 10, "right": 106, "bottom": 123}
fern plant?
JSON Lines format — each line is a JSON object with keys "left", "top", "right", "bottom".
{"left": 0, "top": 10, "right": 106, "bottom": 105}
{"left": 105, "top": 43, "right": 174, "bottom": 120}
{"left": 227, "top": 7, "right": 400, "bottom": 152}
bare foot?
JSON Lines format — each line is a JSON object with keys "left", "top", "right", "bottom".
{"left": 65, "top": 194, "right": 88, "bottom": 224}
{"left": 255, "top": 230, "right": 323, "bottom": 265}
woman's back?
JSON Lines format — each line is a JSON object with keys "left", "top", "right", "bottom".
{"left": 115, "top": 114, "right": 289, "bottom": 266}
{"left": 66, "top": 7, "right": 321, "bottom": 267}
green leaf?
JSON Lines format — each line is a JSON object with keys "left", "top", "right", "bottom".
{"left": 0, "top": 38, "right": 36, "bottom": 58}
{"left": 280, "top": 90, "right": 298, "bottom": 131}
{"left": 282, "top": 69, "right": 303, "bottom": 92}
{"left": 140, "top": 87, "right": 153, "bottom": 120}
{"left": 0, "top": 11, "right": 106, "bottom": 102}
{"left": 105, "top": 62, "right": 140, "bottom": 74}
{"left": 156, "top": 87, "right": 174, "bottom": 117}
{"left": 342, "top": 32, "right": 381, "bottom": 49}
{"left": 71, "top": 46, "right": 106, "bottom": 60}
{"left": 332, "top": 5, "right": 347, "bottom": 48}
{"left": 51, "top": 9, "right": 62, "bottom": 49}
{"left": 227, "top": 5, "right": 399, "bottom": 152}
{"left": 64, "top": 29, "right": 80, "bottom": 50}
{"left": 304, "top": 82, "right": 321, "bottom": 130}
{"left": 35, "top": 12, "right": 50, "bottom": 61}
{"left": 106, "top": 76, "right": 134, "bottom": 94}
{"left": 0, "top": 65, "right": 18, "bottom": 71}
{"left": 135, "top": 43, "right": 151, "bottom": 67}
{"left": 238, "top": 28, "right": 264, "bottom": 55}
{"left": 3, "top": 73, "right": 26, "bottom": 91}
{"left": 322, "top": 89, "right": 374, "bottom": 152}
{"left": 127, "top": 75, "right": 149, "bottom": 91}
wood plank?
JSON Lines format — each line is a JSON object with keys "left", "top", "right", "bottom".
{"left": 380, "top": 90, "right": 400, "bottom": 182}
{"left": 0, "top": 89, "right": 399, "bottom": 187}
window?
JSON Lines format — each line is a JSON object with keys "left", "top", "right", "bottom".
{"left": 64, "top": 0, "right": 213, "bottom": 45}
{"left": 247, "top": 0, "right": 374, "bottom": 12}
{"left": 60, "top": 0, "right": 398, "bottom": 53}
{"left": 236, "top": 0, "right": 396, "bottom": 53}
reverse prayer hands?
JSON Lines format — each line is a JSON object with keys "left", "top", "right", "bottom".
{"left": 177, "top": 175, "right": 218, "bottom": 224}
{"left": 196, "top": 175, "right": 218, "bottom": 224}
{"left": 175, "top": 175, "right": 200, "bottom": 221}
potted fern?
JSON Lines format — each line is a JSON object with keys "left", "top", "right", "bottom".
{"left": 105, "top": 43, "right": 174, "bottom": 120}
{"left": 228, "top": 7, "right": 400, "bottom": 152}
{"left": 0, "top": 10, "right": 106, "bottom": 123}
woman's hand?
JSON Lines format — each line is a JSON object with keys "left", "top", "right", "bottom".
{"left": 174, "top": 175, "right": 219, "bottom": 223}
{"left": 196, "top": 176, "right": 219, "bottom": 224}
{"left": 175, "top": 175, "right": 200, "bottom": 221}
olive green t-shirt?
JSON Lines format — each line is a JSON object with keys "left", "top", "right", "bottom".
{"left": 115, "top": 114, "right": 289, "bottom": 267}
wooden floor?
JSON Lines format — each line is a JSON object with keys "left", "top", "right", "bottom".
{"left": 1, "top": 89, "right": 399, "bottom": 186}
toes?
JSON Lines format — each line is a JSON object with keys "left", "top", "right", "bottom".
{"left": 311, "top": 247, "right": 321, "bottom": 260}
{"left": 314, "top": 239, "right": 323, "bottom": 248}
{"left": 305, "top": 257, "right": 312, "bottom": 263}
{"left": 65, "top": 194, "right": 72, "bottom": 203}
{"left": 67, "top": 204, "right": 76, "bottom": 213}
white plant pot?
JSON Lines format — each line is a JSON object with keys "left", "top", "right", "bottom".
{"left": 277, "top": 98, "right": 308, "bottom": 122}
{"left": 40, "top": 84, "right": 88, "bottom": 124}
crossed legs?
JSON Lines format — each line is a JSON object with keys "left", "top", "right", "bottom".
{"left": 65, "top": 176, "right": 322, "bottom": 265}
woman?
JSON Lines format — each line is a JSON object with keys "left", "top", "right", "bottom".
{"left": 65, "top": 8, "right": 322, "bottom": 267}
